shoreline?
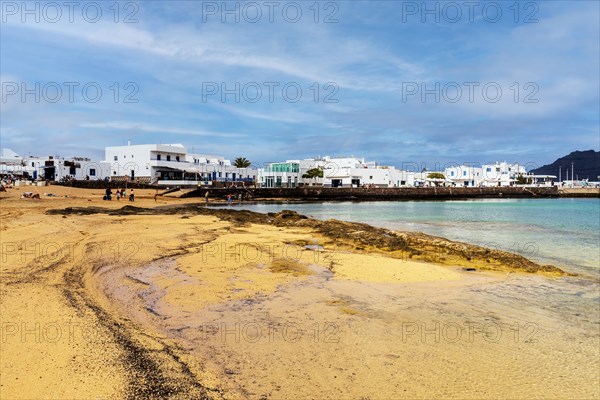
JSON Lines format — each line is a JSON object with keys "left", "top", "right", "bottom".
{"left": 46, "top": 204, "right": 566, "bottom": 276}
{"left": 1, "top": 187, "right": 598, "bottom": 399}
{"left": 50, "top": 182, "right": 600, "bottom": 200}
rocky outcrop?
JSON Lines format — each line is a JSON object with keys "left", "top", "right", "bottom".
{"left": 48, "top": 206, "right": 566, "bottom": 276}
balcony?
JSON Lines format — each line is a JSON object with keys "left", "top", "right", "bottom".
{"left": 148, "top": 159, "right": 191, "bottom": 169}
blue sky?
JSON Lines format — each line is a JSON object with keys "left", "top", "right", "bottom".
{"left": 1, "top": 0, "right": 598, "bottom": 169}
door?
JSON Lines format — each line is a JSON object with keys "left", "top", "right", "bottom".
{"left": 45, "top": 167, "right": 55, "bottom": 181}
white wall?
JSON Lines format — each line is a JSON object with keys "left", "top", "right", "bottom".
{"left": 105, "top": 143, "right": 257, "bottom": 184}
{"left": 444, "top": 165, "right": 483, "bottom": 187}
{"left": 389, "top": 169, "right": 415, "bottom": 186}
{"left": 54, "top": 160, "right": 111, "bottom": 181}
{"left": 481, "top": 162, "right": 526, "bottom": 187}
{"left": 324, "top": 167, "right": 392, "bottom": 187}
{"left": 3, "top": 157, "right": 109, "bottom": 181}
{"left": 105, "top": 144, "right": 187, "bottom": 179}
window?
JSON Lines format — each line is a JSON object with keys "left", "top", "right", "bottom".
{"left": 157, "top": 154, "right": 161, "bottom": 160}
{"left": 114, "top": 156, "right": 118, "bottom": 161}
{"left": 69, "top": 166, "right": 76, "bottom": 175}
{"left": 32, "top": 162, "right": 35, "bottom": 167}
{"left": 496, "top": 168, "right": 500, "bottom": 172}
{"left": 167, "top": 155, "right": 171, "bottom": 161}
{"left": 132, "top": 155, "right": 134, "bottom": 158}
{"left": 486, "top": 167, "right": 491, "bottom": 172}
{"left": 463, "top": 171, "right": 467, "bottom": 176}
{"left": 369, "top": 176, "right": 373, "bottom": 179}
{"left": 176, "top": 156, "right": 180, "bottom": 162}
{"left": 451, "top": 171, "right": 455, "bottom": 176}
{"left": 89, "top": 169, "right": 96, "bottom": 176}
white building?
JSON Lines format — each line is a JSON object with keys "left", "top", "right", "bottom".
{"left": 104, "top": 143, "right": 257, "bottom": 185}
{"left": 258, "top": 159, "right": 323, "bottom": 188}
{"left": 480, "top": 162, "right": 527, "bottom": 187}
{"left": 0, "top": 148, "right": 25, "bottom": 176}
{"left": 324, "top": 165, "right": 386, "bottom": 188}
{"left": 444, "top": 165, "right": 483, "bottom": 187}
{"left": 322, "top": 157, "right": 421, "bottom": 188}
{"left": 259, "top": 156, "right": 420, "bottom": 188}
{"left": 1, "top": 148, "right": 109, "bottom": 181}
{"left": 442, "top": 162, "right": 528, "bottom": 188}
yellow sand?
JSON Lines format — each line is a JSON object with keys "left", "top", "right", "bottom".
{"left": 0, "top": 186, "right": 461, "bottom": 398}
{"left": 1, "top": 186, "right": 598, "bottom": 399}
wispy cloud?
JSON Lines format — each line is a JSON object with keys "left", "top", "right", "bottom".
{"left": 1, "top": 1, "right": 598, "bottom": 166}
{"left": 79, "top": 121, "right": 242, "bottom": 138}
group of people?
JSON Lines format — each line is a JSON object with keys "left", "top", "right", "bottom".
{"left": 104, "top": 188, "right": 134, "bottom": 202}
{"left": 58, "top": 175, "right": 77, "bottom": 182}
{"left": 1, "top": 175, "right": 17, "bottom": 189}
{"left": 226, "top": 193, "right": 243, "bottom": 203}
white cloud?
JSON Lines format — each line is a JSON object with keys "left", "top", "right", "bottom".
{"left": 79, "top": 121, "right": 242, "bottom": 138}
{"left": 6, "top": 15, "right": 424, "bottom": 92}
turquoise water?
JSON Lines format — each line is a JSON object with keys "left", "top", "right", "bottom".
{"left": 228, "top": 199, "right": 600, "bottom": 276}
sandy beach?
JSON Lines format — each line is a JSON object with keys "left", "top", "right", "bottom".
{"left": 1, "top": 186, "right": 598, "bottom": 399}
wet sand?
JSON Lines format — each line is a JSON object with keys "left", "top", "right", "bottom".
{"left": 1, "top": 186, "right": 598, "bottom": 399}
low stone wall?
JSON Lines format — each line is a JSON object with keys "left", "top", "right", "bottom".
{"left": 559, "top": 188, "right": 600, "bottom": 198}
{"left": 52, "top": 181, "right": 157, "bottom": 190}
{"left": 183, "top": 186, "right": 560, "bottom": 200}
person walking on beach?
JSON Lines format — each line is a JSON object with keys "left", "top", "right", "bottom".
{"left": 129, "top": 189, "right": 135, "bottom": 202}
{"left": 227, "top": 194, "right": 232, "bottom": 204}
{"left": 105, "top": 187, "right": 112, "bottom": 201}
{"left": 116, "top": 189, "right": 121, "bottom": 201}
{"left": 205, "top": 191, "right": 209, "bottom": 204}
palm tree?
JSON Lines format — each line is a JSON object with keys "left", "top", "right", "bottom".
{"left": 302, "top": 168, "right": 324, "bottom": 179}
{"left": 234, "top": 157, "right": 251, "bottom": 168}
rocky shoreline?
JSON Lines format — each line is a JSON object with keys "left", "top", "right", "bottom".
{"left": 182, "top": 186, "right": 564, "bottom": 200}
{"left": 48, "top": 204, "right": 566, "bottom": 275}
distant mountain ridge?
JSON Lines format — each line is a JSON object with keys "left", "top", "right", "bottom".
{"left": 530, "top": 150, "right": 600, "bottom": 180}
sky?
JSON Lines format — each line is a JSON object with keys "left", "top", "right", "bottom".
{"left": 1, "top": 0, "right": 599, "bottom": 170}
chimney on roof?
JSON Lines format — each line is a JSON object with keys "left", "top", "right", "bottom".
{"left": 127, "top": 140, "right": 131, "bottom": 146}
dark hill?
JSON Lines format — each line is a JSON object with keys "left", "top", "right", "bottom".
{"left": 531, "top": 150, "right": 600, "bottom": 181}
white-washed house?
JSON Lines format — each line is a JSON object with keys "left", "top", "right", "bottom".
{"left": 480, "top": 162, "right": 527, "bottom": 187}
{"left": 444, "top": 165, "right": 483, "bottom": 187}
{"left": 104, "top": 143, "right": 256, "bottom": 185}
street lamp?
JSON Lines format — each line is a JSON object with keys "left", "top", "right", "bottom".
{"left": 559, "top": 165, "right": 561, "bottom": 183}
